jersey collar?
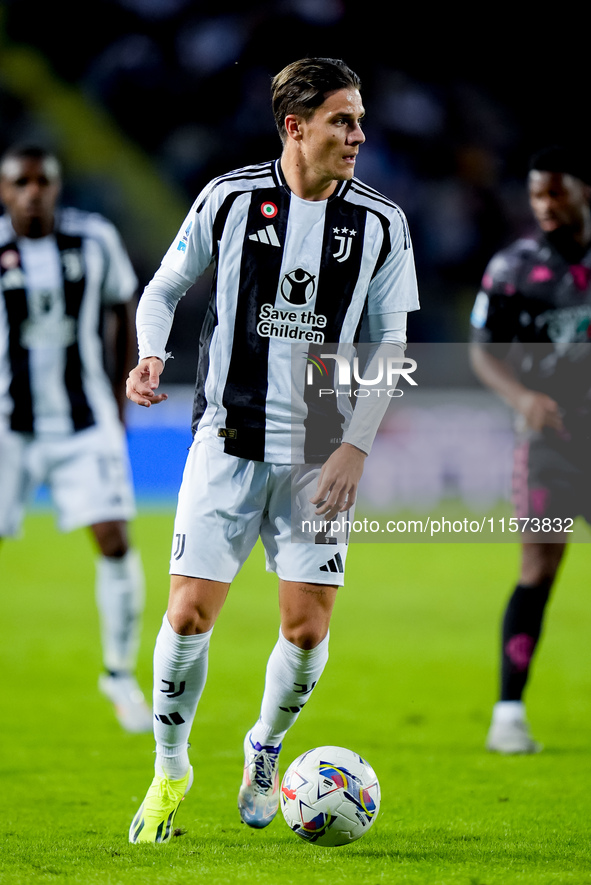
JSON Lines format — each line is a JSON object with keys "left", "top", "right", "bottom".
{"left": 273, "top": 159, "right": 352, "bottom": 202}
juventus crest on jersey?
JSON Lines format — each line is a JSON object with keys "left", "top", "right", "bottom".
{"left": 0, "top": 208, "right": 137, "bottom": 435}
{"left": 154, "top": 159, "right": 420, "bottom": 463}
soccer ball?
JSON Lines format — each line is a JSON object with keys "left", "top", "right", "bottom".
{"left": 280, "top": 746, "right": 380, "bottom": 847}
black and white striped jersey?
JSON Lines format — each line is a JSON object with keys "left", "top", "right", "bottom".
{"left": 0, "top": 208, "right": 137, "bottom": 435}
{"left": 141, "top": 159, "right": 420, "bottom": 462}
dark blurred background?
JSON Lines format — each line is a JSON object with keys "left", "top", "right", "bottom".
{"left": 1, "top": 0, "right": 589, "bottom": 383}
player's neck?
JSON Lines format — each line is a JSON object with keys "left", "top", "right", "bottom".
{"left": 280, "top": 154, "right": 337, "bottom": 202}
{"left": 12, "top": 216, "right": 55, "bottom": 239}
{"left": 544, "top": 225, "right": 591, "bottom": 262}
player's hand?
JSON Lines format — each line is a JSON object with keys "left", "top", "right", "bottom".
{"left": 126, "top": 357, "right": 168, "bottom": 407}
{"left": 310, "top": 443, "right": 367, "bottom": 520}
{"left": 515, "top": 389, "right": 565, "bottom": 433}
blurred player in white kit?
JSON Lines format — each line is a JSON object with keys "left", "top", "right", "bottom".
{"left": 0, "top": 144, "right": 151, "bottom": 733}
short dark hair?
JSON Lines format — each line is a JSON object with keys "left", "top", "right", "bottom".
{"left": 529, "top": 145, "right": 590, "bottom": 185}
{"left": 0, "top": 144, "right": 61, "bottom": 179}
{"left": 271, "top": 57, "right": 361, "bottom": 143}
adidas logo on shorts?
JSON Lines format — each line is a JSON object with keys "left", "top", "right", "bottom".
{"left": 320, "top": 553, "right": 344, "bottom": 574}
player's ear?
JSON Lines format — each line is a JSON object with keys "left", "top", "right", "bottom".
{"left": 284, "top": 114, "right": 304, "bottom": 142}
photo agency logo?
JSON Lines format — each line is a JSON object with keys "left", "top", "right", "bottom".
{"left": 304, "top": 351, "right": 418, "bottom": 398}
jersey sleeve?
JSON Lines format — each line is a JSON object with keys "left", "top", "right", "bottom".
{"left": 366, "top": 210, "right": 420, "bottom": 316}
{"left": 135, "top": 183, "right": 220, "bottom": 361}
{"left": 470, "top": 249, "right": 521, "bottom": 343}
{"left": 136, "top": 266, "right": 192, "bottom": 363}
{"left": 160, "top": 185, "right": 217, "bottom": 284}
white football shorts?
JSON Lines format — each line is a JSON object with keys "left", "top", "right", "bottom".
{"left": 0, "top": 422, "right": 136, "bottom": 536}
{"left": 170, "top": 440, "right": 351, "bottom": 585}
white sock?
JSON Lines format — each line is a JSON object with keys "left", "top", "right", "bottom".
{"left": 493, "top": 701, "right": 526, "bottom": 723}
{"left": 153, "top": 614, "right": 212, "bottom": 779}
{"left": 95, "top": 549, "right": 145, "bottom": 674}
{"left": 250, "top": 630, "right": 329, "bottom": 747}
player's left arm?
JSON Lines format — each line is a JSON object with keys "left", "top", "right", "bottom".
{"left": 310, "top": 442, "right": 367, "bottom": 519}
{"left": 312, "top": 210, "right": 419, "bottom": 519}
{"left": 310, "top": 316, "right": 407, "bottom": 519}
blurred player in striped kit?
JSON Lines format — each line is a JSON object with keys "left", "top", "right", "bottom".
{"left": 0, "top": 145, "right": 151, "bottom": 733}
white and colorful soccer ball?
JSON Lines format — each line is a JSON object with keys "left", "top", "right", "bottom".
{"left": 280, "top": 746, "right": 380, "bottom": 847}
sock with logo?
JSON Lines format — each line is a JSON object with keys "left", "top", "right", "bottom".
{"left": 500, "top": 580, "right": 552, "bottom": 701}
{"left": 95, "top": 549, "right": 145, "bottom": 674}
{"left": 153, "top": 614, "right": 212, "bottom": 779}
{"left": 249, "top": 630, "right": 330, "bottom": 747}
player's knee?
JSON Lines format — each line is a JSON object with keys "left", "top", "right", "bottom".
{"left": 520, "top": 542, "right": 565, "bottom": 585}
{"left": 91, "top": 520, "right": 129, "bottom": 558}
{"left": 167, "top": 609, "right": 214, "bottom": 636}
{"left": 167, "top": 576, "right": 228, "bottom": 635}
{"left": 282, "top": 623, "right": 328, "bottom": 650}
{"left": 166, "top": 597, "right": 215, "bottom": 636}
{"left": 520, "top": 563, "right": 557, "bottom": 585}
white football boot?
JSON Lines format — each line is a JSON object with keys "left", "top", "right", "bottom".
{"left": 486, "top": 702, "right": 542, "bottom": 754}
{"left": 238, "top": 730, "right": 281, "bottom": 828}
{"left": 99, "top": 672, "right": 153, "bottom": 733}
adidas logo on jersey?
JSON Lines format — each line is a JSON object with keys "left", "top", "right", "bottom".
{"left": 249, "top": 225, "right": 280, "bottom": 247}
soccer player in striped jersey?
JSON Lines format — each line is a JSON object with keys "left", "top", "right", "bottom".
{"left": 126, "top": 57, "right": 420, "bottom": 842}
{"left": 0, "top": 145, "right": 151, "bottom": 733}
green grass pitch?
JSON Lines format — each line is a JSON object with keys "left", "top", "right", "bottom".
{"left": 2, "top": 511, "right": 590, "bottom": 884}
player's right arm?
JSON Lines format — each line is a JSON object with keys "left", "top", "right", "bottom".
{"left": 469, "top": 343, "right": 564, "bottom": 432}
{"left": 126, "top": 356, "right": 167, "bottom": 407}
{"left": 127, "top": 191, "right": 216, "bottom": 408}
{"left": 125, "top": 264, "right": 190, "bottom": 408}
{"left": 469, "top": 247, "right": 564, "bottom": 433}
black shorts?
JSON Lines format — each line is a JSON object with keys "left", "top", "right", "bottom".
{"left": 512, "top": 429, "right": 591, "bottom": 525}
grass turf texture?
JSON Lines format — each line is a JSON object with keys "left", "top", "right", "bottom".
{"left": 1, "top": 511, "right": 590, "bottom": 884}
